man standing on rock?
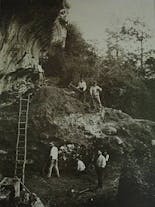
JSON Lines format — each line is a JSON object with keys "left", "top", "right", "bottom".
{"left": 90, "top": 81, "right": 102, "bottom": 110}
{"left": 47, "top": 142, "right": 60, "bottom": 178}
{"left": 95, "top": 150, "right": 106, "bottom": 189}
{"left": 76, "top": 78, "right": 87, "bottom": 102}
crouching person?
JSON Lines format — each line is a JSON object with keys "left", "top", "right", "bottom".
{"left": 76, "top": 157, "right": 86, "bottom": 176}
{"left": 47, "top": 142, "right": 60, "bottom": 178}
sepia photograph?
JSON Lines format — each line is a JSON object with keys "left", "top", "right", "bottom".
{"left": 0, "top": 0, "right": 155, "bottom": 206}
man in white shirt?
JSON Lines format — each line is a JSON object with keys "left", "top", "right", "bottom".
{"left": 37, "top": 64, "right": 44, "bottom": 86}
{"left": 77, "top": 79, "right": 87, "bottom": 92}
{"left": 95, "top": 150, "right": 106, "bottom": 188}
{"left": 76, "top": 79, "right": 87, "bottom": 102}
{"left": 47, "top": 142, "right": 60, "bottom": 178}
{"left": 90, "top": 81, "right": 102, "bottom": 109}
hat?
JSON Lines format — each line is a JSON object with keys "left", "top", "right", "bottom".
{"left": 49, "top": 142, "right": 54, "bottom": 146}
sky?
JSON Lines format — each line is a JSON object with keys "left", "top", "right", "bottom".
{"left": 68, "top": 0, "right": 155, "bottom": 53}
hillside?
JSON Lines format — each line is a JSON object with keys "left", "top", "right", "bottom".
{"left": 0, "top": 85, "right": 155, "bottom": 207}
{"left": 0, "top": 1, "right": 155, "bottom": 207}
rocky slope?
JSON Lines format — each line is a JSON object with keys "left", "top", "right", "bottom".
{"left": 0, "top": 85, "right": 154, "bottom": 207}
{"left": 0, "top": 1, "right": 154, "bottom": 206}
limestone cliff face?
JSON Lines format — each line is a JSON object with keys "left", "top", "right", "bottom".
{"left": 0, "top": 0, "right": 69, "bottom": 93}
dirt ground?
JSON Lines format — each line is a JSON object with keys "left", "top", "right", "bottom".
{"left": 26, "top": 170, "right": 119, "bottom": 207}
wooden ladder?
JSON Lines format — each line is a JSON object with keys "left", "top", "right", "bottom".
{"left": 14, "top": 94, "right": 31, "bottom": 184}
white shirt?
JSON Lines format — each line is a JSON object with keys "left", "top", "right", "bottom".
{"left": 77, "top": 160, "right": 86, "bottom": 172}
{"left": 38, "top": 65, "right": 44, "bottom": 73}
{"left": 13, "top": 179, "right": 20, "bottom": 198}
{"left": 105, "top": 154, "right": 109, "bottom": 162}
{"left": 50, "top": 146, "right": 58, "bottom": 160}
{"left": 18, "top": 82, "right": 27, "bottom": 94}
{"left": 96, "top": 154, "right": 106, "bottom": 168}
{"left": 77, "top": 81, "right": 87, "bottom": 91}
{"left": 90, "top": 85, "right": 102, "bottom": 97}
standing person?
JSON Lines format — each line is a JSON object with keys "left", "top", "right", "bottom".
{"left": 95, "top": 150, "right": 106, "bottom": 189}
{"left": 32, "top": 57, "right": 44, "bottom": 87}
{"left": 76, "top": 78, "right": 87, "bottom": 102}
{"left": 90, "top": 81, "right": 102, "bottom": 109}
{"left": 18, "top": 80, "right": 27, "bottom": 97}
{"left": 47, "top": 142, "right": 60, "bottom": 178}
{"left": 37, "top": 64, "right": 44, "bottom": 87}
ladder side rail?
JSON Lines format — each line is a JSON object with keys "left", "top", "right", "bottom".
{"left": 22, "top": 95, "right": 30, "bottom": 183}
{"left": 15, "top": 97, "right": 23, "bottom": 175}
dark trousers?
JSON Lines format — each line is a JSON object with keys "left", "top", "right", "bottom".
{"left": 96, "top": 167, "right": 104, "bottom": 188}
{"left": 78, "top": 89, "right": 85, "bottom": 102}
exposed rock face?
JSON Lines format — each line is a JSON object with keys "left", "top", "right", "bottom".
{"left": 0, "top": 1, "right": 154, "bottom": 206}
{"left": 0, "top": 0, "right": 69, "bottom": 94}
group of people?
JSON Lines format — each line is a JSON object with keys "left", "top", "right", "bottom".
{"left": 70, "top": 78, "right": 103, "bottom": 110}
{"left": 47, "top": 142, "right": 109, "bottom": 189}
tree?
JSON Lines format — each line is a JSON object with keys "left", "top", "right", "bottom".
{"left": 145, "top": 56, "right": 155, "bottom": 79}
{"left": 45, "top": 24, "right": 99, "bottom": 85}
{"left": 106, "top": 28, "right": 125, "bottom": 60}
{"left": 120, "top": 18, "right": 151, "bottom": 75}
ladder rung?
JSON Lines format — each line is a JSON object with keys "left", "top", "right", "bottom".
{"left": 21, "top": 99, "right": 28, "bottom": 101}
{"left": 17, "top": 160, "right": 24, "bottom": 162}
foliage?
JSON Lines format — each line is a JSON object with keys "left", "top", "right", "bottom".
{"left": 44, "top": 21, "right": 155, "bottom": 120}
{"left": 120, "top": 18, "right": 151, "bottom": 41}
{"left": 62, "top": 24, "right": 99, "bottom": 85}
{"left": 45, "top": 24, "right": 99, "bottom": 86}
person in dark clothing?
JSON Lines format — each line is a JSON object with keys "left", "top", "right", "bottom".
{"left": 95, "top": 150, "right": 106, "bottom": 188}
